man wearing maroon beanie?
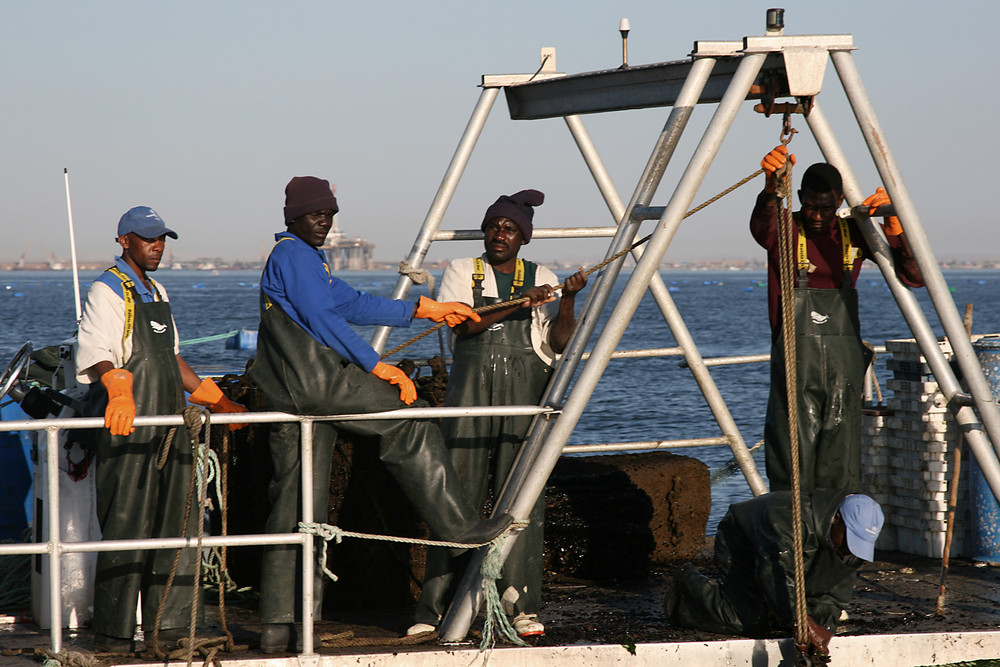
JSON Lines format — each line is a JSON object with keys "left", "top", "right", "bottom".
{"left": 248, "top": 176, "right": 514, "bottom": 653}
{"left": 410, "top": 189, "right": 587, "bottom": 638}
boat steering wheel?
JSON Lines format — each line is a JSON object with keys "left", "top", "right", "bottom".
{"left": 0, "top": 342, "right": 33, "bottom": 404}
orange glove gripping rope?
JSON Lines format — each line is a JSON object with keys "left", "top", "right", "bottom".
{"left": 761, "top": 145, "right": 796, "bottom": 174}
{"left": 413, "top": 295, "right": 481, "bottom": 328}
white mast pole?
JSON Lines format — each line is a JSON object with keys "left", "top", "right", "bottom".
{"left": 64, "top": 168, "right": 82, "bottom": 324}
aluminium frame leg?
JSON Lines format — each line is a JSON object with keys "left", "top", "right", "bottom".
{"left": 826, "top": 52, "right": 1000, "bottom": 501}
{"left": 370, "top": 87, "right": 501, "bottom": 353}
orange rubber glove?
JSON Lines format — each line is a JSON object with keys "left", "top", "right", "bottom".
{"left": 189, "top": 377, "right": 249, "bottom": 431}
{"left": 413, "top": 295, "right": 481, "bottom": 328}
{"left": 101, "top": 368, "right": 136, "bottom": 436}
{"left": 371, "top": 362, "right": 417, "bottom": 405}
{"left": 761, "top": 144, "right": 795, "bottom": 174}
{"left": 862, "top": 186, "right": 902, "bottom": 236}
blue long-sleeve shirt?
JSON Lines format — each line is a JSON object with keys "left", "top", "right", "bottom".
{"left": 260, "top": 232, "right": 414, "bottom": 371}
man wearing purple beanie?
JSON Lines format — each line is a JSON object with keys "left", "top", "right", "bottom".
{"left": 410, "top": 189, "right": 587, "bottom": 638}
{"left": 248, "top": 176, "right": 513, "bottom": 653}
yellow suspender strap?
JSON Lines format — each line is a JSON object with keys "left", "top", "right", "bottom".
{"left": 795, "top": 223, "right": 809, "bottom": 274}
{"left": 472, "top": 257, "right": 524, "bottom": 299}
{"left": 837, "top": 218, "right": 853, "bottom": 273}
{"left": 512, "top": 258, "right": 524, "bottom": 297}
{"left": 107, "top": 267, "right": 136, "bottom": 350}
{"left": 795, "top": 219, "right": 854, "bottom": 281}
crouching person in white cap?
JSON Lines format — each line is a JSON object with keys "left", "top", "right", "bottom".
{"left": 665, "top": 491, "right": 884, "bottom": 661}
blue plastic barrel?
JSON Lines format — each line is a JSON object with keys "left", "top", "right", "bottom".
{"left": 970, "top": 336, "right": 1000, "bottom": 563}
{"left": 0, "top": 401, "right": 34, "bottom": 540}
{"left": 224, "top": 329, "right": 258, "bottom": 350}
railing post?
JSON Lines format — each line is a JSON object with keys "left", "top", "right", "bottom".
{"left": 299, "top": 418, "right": 316, "bottom": 656}
{"left": 45, "top": 426, "right": 63, "bottom": 652}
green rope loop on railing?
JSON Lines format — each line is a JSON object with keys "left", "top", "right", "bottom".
{"left": 479, "top": 535, "right": 527, "bottom": 650}
{"left": 178, "top": 330, "right": 239, "bottom": 346}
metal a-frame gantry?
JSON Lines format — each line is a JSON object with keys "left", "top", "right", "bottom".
{"left": 370, "top": 17, "right": 1000, "bottom": 641}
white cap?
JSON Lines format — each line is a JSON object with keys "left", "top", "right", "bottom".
{"left": 619, "top": 18, "right": 630, "bottom": 32}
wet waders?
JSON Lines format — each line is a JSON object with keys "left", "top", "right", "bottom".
{"left": 764, "top": 219, "right": 867, "bottom": 493}
{"left": 248, "top": 304, "right": 484, "bottom": 625}
{"left": 416, "top": 260, "right": 551, "bottom": 625}
{"left": 670, "top": 490, "right": 858, "bottom": 634}
{"left": 92, "top": 284, "right": 198, "bottom": 640}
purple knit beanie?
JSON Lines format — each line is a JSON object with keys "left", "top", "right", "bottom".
{"left": 283, "top": 176, "right": 339, "bottom": 223}
{"left": 481, "top": 189, "right": 544, "bottom": 242}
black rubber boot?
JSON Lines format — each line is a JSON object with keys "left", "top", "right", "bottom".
{"left": 93, "top": 632, "right": 144, "bottom": 654}
{"left": 260, "top": 623, "right": 294, "bottom": 654}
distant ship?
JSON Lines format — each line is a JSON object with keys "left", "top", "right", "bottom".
{"left": 321, "top": 213, "right": 374, "bottom": 271}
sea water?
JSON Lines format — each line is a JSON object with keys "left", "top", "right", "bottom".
{"left": 3, "top": 267, "right": 1000, "bottom": 529}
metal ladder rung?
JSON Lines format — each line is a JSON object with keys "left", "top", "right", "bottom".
{"left": 582, "top": 347, "right": 683, "bottom": 360}
{"left": 432, "top": 226, "right": 621, "bottom": 242}
{"left": 563, "top": 436, "right": 732, "bottom": 455}
{"left": 630, "top": 206, "right": 666, "bottom": 221}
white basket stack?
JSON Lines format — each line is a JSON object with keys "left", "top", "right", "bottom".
{"left": 861, "top": 338, "right": 969, "bottom": 558}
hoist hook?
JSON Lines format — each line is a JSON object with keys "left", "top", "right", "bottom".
{"left": 781, "top": 111, "right": 797, "bottom": 146}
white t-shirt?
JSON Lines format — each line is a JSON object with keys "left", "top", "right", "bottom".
{"left": 75, "top": 278, "right": 179, "bottom": 385}
{"left": 438, "top": 255, "right": 561, "bottom": 367}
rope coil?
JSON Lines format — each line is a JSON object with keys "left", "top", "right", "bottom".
{"left": 150, "top": 406, "right": 240, "bottom": 666}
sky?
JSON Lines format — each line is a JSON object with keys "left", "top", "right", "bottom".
{"left": 3, "top": 1, "right": 996, "bottom": 267}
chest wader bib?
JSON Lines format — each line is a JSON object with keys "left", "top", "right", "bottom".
{"left": 248, "top": 302, "right": 480, "bottom": 624}
{"left": 92, "top": 280, "right": 198, "bottom": 639}
{"left": 764, "top": 219, "right": 866, "bottom": 493}
{"left": 416, "top": 260, "right": 550, "bottom": 625}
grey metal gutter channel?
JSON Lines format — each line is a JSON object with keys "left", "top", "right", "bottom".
{"left": 504, "top": 55, "right": 750, "bottom": 119}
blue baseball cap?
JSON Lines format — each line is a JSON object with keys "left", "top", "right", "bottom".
{"left": 117, "top": 206, "right": 178, "bottom": 240}
{"left": 839, "top": 494, "right": 884, "bottom": 562}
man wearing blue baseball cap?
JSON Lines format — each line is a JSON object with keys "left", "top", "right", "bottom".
{"left": 665, "top": 490, "right": 884, "bottom": 661}
{"left": 76, "top": 206, "right": 247, "bottom": 653}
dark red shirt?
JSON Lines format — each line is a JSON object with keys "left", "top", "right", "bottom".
{"left": 750, "top": 191, "right": 924, "bottom": 333}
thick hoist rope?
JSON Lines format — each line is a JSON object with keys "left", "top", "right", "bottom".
{"left": 381, "top": 168, "right": 766, "bottom": 361}
{"left": 774, "top": 148, "right": 811, "bottom": 657}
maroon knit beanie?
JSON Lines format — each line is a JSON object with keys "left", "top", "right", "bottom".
{"left": 283, "top": 176, "right": 339, "bottom": 223}
{"left": 481, "top": 189, "right": 544, "bottom": 242}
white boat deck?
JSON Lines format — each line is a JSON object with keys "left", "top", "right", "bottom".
{"left": 3, "top": 548, "right": 999, "bottom": 666}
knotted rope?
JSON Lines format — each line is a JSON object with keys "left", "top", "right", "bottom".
{"left": 42, "top": 651, "right": 103, "bottom": 667}
{"left": 398, "top": 260, "right": 436, "bottom": 298}
{"left": 382, "top": 168, "right": 765, "bottom": 360}
{"left": 397, "top": 260, "right": 448, "bottom": 358}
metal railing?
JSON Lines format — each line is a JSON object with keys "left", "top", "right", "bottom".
{"left": 0, "top": 404, "right": 554, "bottom": 655}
